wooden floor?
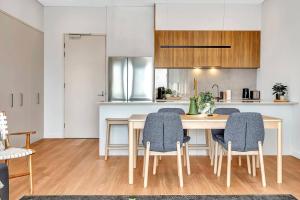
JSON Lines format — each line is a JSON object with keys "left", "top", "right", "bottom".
{"left": 8, "top": 139, "right": 300, "bottom": 199}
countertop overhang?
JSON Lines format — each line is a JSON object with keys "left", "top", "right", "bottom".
{"left": 97, "top": 100, "right": 298, "bottom": 106}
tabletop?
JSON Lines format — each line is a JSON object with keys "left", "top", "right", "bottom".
{"left": 128, "top": 114, "right": 281, "bottom": 122}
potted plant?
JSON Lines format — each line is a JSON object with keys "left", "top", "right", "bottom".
{"left": 272, "top": 83, "right": 287, "bottom": 100}
{"left": 197, "top": 92, "right": 215, "bottom": 115}
{"left": 165, "top": 88, "right": 173, "bottom": 98}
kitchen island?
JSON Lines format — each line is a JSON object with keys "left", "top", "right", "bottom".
{"left": 98, "top": 100, "right": 297, "bottom": 156}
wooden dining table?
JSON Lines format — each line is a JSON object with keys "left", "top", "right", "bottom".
{"left": 128, "top": 114, "right": 283, "bottom": 185}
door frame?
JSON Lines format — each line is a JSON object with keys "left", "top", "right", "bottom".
{"left": 63, "top": 33, "right": 107, "bottom": 138}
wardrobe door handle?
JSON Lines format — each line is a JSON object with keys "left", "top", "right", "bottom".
{"left": 20, "top": 93, "right": 23, "bottom": 107}
{"left": 37, "top": 92, "right": 40, "bottom": 105}
{"left": 11, "top": 93, "right": 14, "bottom": 108}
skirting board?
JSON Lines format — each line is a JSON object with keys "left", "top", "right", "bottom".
{"left": 292, "top": 152, "right": 300, "bottom": 159}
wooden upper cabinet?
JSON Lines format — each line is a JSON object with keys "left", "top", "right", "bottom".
{"left": 221, "top": 31, "right": 261, "bottom": 68}
{"left": 154, "top": 30, "right": 261, "bottom": 68}
{"left": 155, "top": 31, "right": 174, "bottom": 68}
{"left": 172, "top": 31, "right": 194, "bottom": 67}
{"left": 193, "top": 31, "right": 222, "bottom": 67}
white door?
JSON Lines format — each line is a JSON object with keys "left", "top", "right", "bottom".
{"left": 64, "top": 35, "right": 106, "bottom": 138}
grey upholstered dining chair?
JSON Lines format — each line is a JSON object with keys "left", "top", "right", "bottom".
{"left": 211, "top": 108, "right": 240, "bottom": 173}
{"left": 158, "top": 108, "right": 191, "bottom": 174}
{"left": 142, "top": 112, "right": 187, "bottom": 188}
{"left": 0, "top": 163, "right": 8, "bottom": 200}
{"left": 215, "top": 112, "right": 266, "bottom": 187}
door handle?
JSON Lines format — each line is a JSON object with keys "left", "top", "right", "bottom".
{"left": 98, "top": 91, "right": 105, "bottom": 97}
{"left": 20, "top": 93, "right": 23, "bottom": 107}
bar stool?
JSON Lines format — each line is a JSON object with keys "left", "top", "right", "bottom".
{"left": 105, "top": 118, "right": 129, "bottom": 160}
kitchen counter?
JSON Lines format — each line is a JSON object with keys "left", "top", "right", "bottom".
{"left": 98, "top": 100, "right": 297, "bottom": 157}
{"left": 97, "top": 100, "right": 298, "bottom": 106}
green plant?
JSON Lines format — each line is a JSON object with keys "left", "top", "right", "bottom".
{"left": 197, "top": 92, "right": 215, "bottom": 113}
{"left": 165, "top": 88, "right": 173, "bottom": 95}
{"left": 272, "top": 83, "right": 287, "bottom": 96}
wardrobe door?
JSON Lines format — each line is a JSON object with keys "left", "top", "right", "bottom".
{"left": 29, "top": 31, "right": 44, "bottom": 143}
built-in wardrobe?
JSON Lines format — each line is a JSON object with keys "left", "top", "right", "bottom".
{"left": 0, "top": 11, "right": 44, "bottom": 146}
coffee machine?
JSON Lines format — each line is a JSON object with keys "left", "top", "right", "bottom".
{"left": 157, "top": 87, "right": 166, "bottom": 100}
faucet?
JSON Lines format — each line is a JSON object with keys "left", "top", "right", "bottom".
{"left": 212, "top": 84, "right": 220, "bottom": 102}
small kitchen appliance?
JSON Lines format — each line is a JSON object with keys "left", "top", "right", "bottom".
{"left": 250, "top": 90, "right": 261, "bottom": 100}
{"left": 242, "top": 88, "right": 250, "bottom": 99}
{"left": 157, "top": 87, "right": 166, "bottom": 100}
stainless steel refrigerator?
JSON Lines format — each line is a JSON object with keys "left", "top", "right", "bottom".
{"left": 108, "top": 57, "right": 154, "bottom": 102}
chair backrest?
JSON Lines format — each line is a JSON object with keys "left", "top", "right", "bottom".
{"left": 212, "top": 108, "right": 240, "bottom": 136}
{"left": 224, "top": 112, "right": 265, "bottom": 151}
{"left": 143, "top": 112, "right": 183, "bottom": 152}
{"left": 158, "top": 108, "right": 185, "bottom": 115}
{"left": 0, "top": 112, "right": 8, "bottom": 151}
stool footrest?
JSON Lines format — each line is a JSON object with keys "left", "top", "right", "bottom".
{"left": 107, "top": 144, "right": 128, "bottom": 150}
{"left": 188, "top": 144, "right": 209, "bottom": 150}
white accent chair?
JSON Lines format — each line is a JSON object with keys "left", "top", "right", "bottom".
{"left": 0, "top": 112, "right": 35, "bottom": 194}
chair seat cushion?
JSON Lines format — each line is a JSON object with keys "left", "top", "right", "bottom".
{"left": 0, "top": 148, "right": 33, "bottom": 160}
{"left": 183, "top": 135, "right": 191, "bottom": 143}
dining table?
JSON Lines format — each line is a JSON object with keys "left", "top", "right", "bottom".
{"left": 127, "top": 114, "right": 283, "bottom": 185}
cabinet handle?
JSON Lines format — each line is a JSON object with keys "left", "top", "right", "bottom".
{"left": 11, "top": 93, "right": 14, "bottom": 108}
{"left": 37, "top": 92, "right": 40, "bottom": 105}
{"left": 20, "top": 93, "right": 23, "bottom": 107}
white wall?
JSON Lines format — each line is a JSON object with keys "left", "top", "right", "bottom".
{"left": 44, "top": 6, "right": 154, "bottom": 138}
{"left": 155, "top": 3, "right": 261, "bottom": 30}
{"left": 258, "top": 0, "right": 300, "bottom": 157}
{"left": 0, "top": 0, "right": 43, "bottom": 31}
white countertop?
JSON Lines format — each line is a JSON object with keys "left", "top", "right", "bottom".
{"left": 97, "top": 100, "right": 298, "bottom": 106}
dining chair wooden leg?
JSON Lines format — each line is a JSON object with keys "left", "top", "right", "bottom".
{"left": 247, "top": 155, "right": 252, "bottom": 175}
{"left": 213, "top": 142, "right": 219, "bottom": 174}
{"left": 211, "top": 140, "right": 215, "bottom": 166}
{"left": 28, "top": 155, "right": 33, "bottom": 194}
{"left": 252, "top": 155, "right": 256, "bottom": 177}
{"left": 183, "top": 146, "right": 187, "bottom": 167}
{"left": 217, "top": 147, "right": 223, "bottom": 177}
{"left": 144, "top": 142, "right": 150, "bottom": 188}
{"left": 104, "top": 123, "right": 110, "bottom": 160}
{"left": 153, "top": 155, "right": 157, "bottom": 175}
{"left": 227, "top": 141, "right": 232, "bottom": 187}
{"left": 177, "top": 142, "right": 183, "bottom": 188}
{"left": 159, "top": 156, "right": 162, "bottom": 161}
{"left": 256, "top": 155, "right": 260, "bottom": 169}
{"left": 238, "top": 156, "right": 242, "bottom": 166}
{"left": 185, "top": 143, "right": 191, "bottom": 175}
{"left": 258, "top": 141, "right": 266, "bottom": 187}
{"left": 142, "top": 148, "right": 146, "bottom": 177}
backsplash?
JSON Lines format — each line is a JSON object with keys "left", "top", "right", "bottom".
{"left": 155, "top": 68, "right": 257, "bottom": 100}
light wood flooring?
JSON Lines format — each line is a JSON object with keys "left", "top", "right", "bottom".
{"left": 8, "top": 139, "right": 300, "bottom": 199}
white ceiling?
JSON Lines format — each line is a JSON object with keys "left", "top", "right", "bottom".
{"left": 38, "top": 0, "right": 265, "bottom": 7}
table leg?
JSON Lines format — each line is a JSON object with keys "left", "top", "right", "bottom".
{"left": 277, "top": 121, "right": 282, "bottom": 184}
{"left": 129, "top": 121, "right": 134, "bottom": 184}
